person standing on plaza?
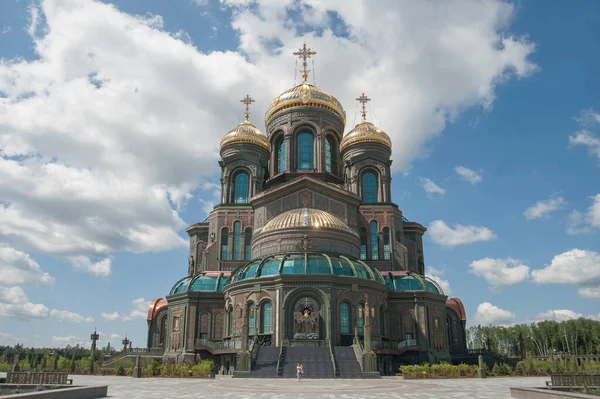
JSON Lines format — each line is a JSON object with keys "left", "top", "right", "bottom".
{"left": 296, "top": 363, "right": 303, "bottom": 382}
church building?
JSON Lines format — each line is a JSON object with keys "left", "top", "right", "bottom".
{"left": 146, "top": 44, "right": 468, "bottom": 377}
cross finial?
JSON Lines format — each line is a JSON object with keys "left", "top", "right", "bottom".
{"left": 293, "top": 43, "right": 316, "bottom": 82}
{"left": 240, "top": 94, "right": 255, "bottom": 121}
{"left": 356, "top": 92, "right": 371, "bottom": 121}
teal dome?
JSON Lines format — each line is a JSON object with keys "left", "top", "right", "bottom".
{"left": 169, "top": 273, "right": 230, "bottom": 295}
{"left": 230, "top": 253, "right": 385, "bottom": 284}
{"left": 384, "top": 273, "right": 444, "bottom": 294}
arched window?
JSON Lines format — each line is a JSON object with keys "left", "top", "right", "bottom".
{"left": 214, "top": 313, "right": 224, "bottom": 340}
{"left": 232, "top": 222, "right": 242, "bottom": 260}
{"left": 244, "top": 228, "right": 252, "bottom": 260}
{"left": 383, "top": 227, "right": 390, "bottom": 260}
{"left": 220, "top": 228, "right": 229, "bottom": 261}
{"left": 380, "top": 306, "right": 386, "bottom": 336}
{"left": 357, "top": 304, "right": 364, "bottom": 335}
{"left": 262, "top": 303, "right": 272, "bottom": 334}
{"left": 362, "top": 172, "right": 378, "bottom": 203}
{"left": 370, "top": 221, "right": 379, "bottom": 260}
{"left": 233, "top": 172, "right": 249, "bottom": 203}
{"left": 359, "top": 228, "right": 367, "bottom": 260}
{"left": 297, "top": 132, "right": 314, "bottom": 170}
{"left": 198, "top": 313, "right": 209, "bottom": 340}
{"left": 340, "top": 303, "right": 350, "bottom": 334}
{"left": 276, "top": 136, "right": 286, "bottom": 173}
{"left": 249, "top": 304, "right": 256, "bottom": 335}
{"left": 325, "top": 136, "right": 337, "bottom": 173}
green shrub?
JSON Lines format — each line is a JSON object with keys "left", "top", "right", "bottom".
{"left": 399, "top": 362, "right": 478, "bottom": 379}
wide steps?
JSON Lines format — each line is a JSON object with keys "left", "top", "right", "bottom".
{"left": 234, "top": 346, "right": 280, "bottom": 378}
{"left": 280, "top": 346, "right": 334, "bottom": 379}
{"left": 333, "top": 346, "right": 381, "bottom": 379}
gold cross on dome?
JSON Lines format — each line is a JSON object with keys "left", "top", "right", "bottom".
{"left": 356, "top": 92, "right": 371, "bottom": 121}
{"left": 240, "top": 94, "right": 255, "bottom": 121}
{"left": 293, "top": 43, "right": 316, "bottom": 82}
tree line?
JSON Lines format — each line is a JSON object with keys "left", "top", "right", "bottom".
{"left": 467, "top": 317, "right": 600, "bottom": 358}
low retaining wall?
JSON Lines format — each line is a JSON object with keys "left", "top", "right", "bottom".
{"left": 0, "top": 384, "right": 107, "bottom": 399}
{"left": 510, "top": 387, "right": 600, "bottom": 399}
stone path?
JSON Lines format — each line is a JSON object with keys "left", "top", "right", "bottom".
{"left": 56, "top": 375, "right": 547, "bottom": 399}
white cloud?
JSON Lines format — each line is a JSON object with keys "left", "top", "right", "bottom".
{"left": 428, "top": 220, "right": 497, "bottom": 247}
{"left": 531, "top": 309, "right": 582, "bottom": 323}
{"left": 102, "top": 297, "right": 149, "bottom": 322}
{"left": 0, "top": 26, "right": 10, "bottom": 35}
{"left": 523, "top": 196, "right": 566, "bottom": 220}
{"left": 569, "top": 110, "right": 600, "bottom": 161}
{"left": 49, "top": 309, "right": 94, "bottom": 323}
{"left": 68, "top": 256, "right": 112, "bottom": 278}
{"left": 426, "top": 266, "right": 452, "bottom": 296}
{"left": 455, "top": 166, "right": 482, "bottom": 185}
{"left": 52, "top": 335, "right": 86, "bottom": 348}
{"left": 567, "top": 194, "right": 600, "bottom": 235}
{"left": 420, "top": 178, "right": 445, "bottom": 196}
{"left": 531, "top": 248, "right": 600, "bottom": 298}
{"left": 472, "top": 302, "right": 516, "bottom": 326}
{"left": 0, "top": 246, "right": 55, "bottom": 287}
{"left": 0, "top": 331, "right": 24, "bottom": 345}
{"left": 0, "top": 0, "right": 537, "bottom": 276}
{"left": 468, "top": 257, "right": 530, "bottom": 292}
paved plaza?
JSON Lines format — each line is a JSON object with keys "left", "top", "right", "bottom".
{"left": 61, "top": 375, "right": 546, "bottom": 399}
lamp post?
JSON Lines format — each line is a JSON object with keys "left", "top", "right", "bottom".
{"left": 90, "top": 329, "right": 100, "bottom": 375}
{"left": 122, "top": 335, "right": 131, "bottom": 353}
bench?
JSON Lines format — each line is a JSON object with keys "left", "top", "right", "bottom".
{"left": 6, "top": 372, "right": 69, "bottom": 385}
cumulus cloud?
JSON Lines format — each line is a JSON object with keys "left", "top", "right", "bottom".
{"left": 52, "top": 335, "right": 87, "bottom": 348}
{"left": 531, "top": 249, "right": 600, "bottom": 298}
{"left": 0, "top": 246, "right": 54, "bottom": 287}
{"left": 428, "top": 220, "right": 497, "bottom": 247}
{"left": 472, "top": 302, "right": 516, "bottom": 326}
{"left": 0, "top": 286, "right": 93, "bottom": 322}
{"left": 523, "top": 196, "right": 566, "bottom": 220}
{"left": 0, "top": 331, "right": 24, "bottom": 345}
{"left": 420, "top": 178, "right": 445, "bottom": 196}
{"left": 455, "top": 166, "right": 482, "bottom": 185}
{"left": 102, "top": 298, "right": 149, "bottom": 322}
{"left": 0, "top": 0, "right": 536, "bottom": 277}
{"left": 468, "top": 257, "right": 530, "bottom": 292}
{"left": 569, "top": 110, "right": 600, "bottom": 161}
{"left": 426, "top": 267, "right": 452, "bottom": 296}
{"left": 567, "top": 194, "right": 600, "bottom": 235}
{"left": 531, "top": 309, "right": 582, "bottom": 323}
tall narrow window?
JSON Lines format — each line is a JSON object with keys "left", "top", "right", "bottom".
{"left": 340, "top": 303, "right": 349, "bottom": 334}
{"left": 383, "top": 227, "right": 390, "bottom": 260}
{"left": 232, "top": 222, "right": 241, "bottom": 260}
{"left": 362, "top": 172, "right": 377, "bottom": 203}
{"left": 357, "top": 304, "right": 364, "bottom": 335}
{"left": 277, "top": 137, "right": 286, "bottom": 173}
{"left": 244, "top": 228, "right": 252, "bottom": 260}
{"left": 325, "top": 137, "right": 334, "bottom": 173}
{"left": 262, "top": 303, "right": 272, "bottom": 333}
{"left": 233, "top": 172, "right": 249, "bottom": 203}
{"left": 370, "top": 221, "right": 379, "bottom": 260}
{"left": 226, "top": 307, "right": 232, "bottom": 336}
{"left": 249, "top": 304, "right": 256, "bottom": 335}
{"left": 380, "top": 306, "right": 385, "bottom": 336}
{"left": 359, "top": 228, "right": 367, "bottom": 260}
{"left": 297, "top": 132, "right": 314, "bottom": 170}
{"left": 220, "top": 228, "right": 229, "bottom": 261}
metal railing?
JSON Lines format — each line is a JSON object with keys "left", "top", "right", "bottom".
{"left": 194, "top": 338, "right": 241, "bottom": 350}
{"left": 371, "top": 339, "right": 417, "bottom": 350}
{"left": 328, "top": 340, "right": 337, "bottom": 377}
{"left": 276, "top": 345, "right": 284, "bottom": 376}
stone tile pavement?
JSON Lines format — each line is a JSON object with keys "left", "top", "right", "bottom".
{"left": 30, "top": 374, "right": 548, "bottom": 399}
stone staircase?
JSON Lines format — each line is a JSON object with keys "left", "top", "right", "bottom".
{"left": 280, "top": 346, "right": 335, "bottom": 379}
{"left": 233, "top": 346, "right": 280, "bottom": 378}
{"left": 333, "top": 346, "right": 379, "bottom": 379}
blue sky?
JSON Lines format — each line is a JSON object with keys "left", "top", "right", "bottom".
{"left": 0, "top": 0, "right": 599, "bottom": 349}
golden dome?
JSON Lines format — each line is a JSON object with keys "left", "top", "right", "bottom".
{"left": 265, "top": 81, "right": 346, "bottom": 126}
{"left": 261, "top": 208, "right": 357, "bottom": 236}
{"left": 220, "top": 119, "right": 271, "bottom": 153}
{"left": 340, "top": 120, "right": 392, "bottom": 152}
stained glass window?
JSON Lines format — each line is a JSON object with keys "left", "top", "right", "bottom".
{"left": 359, "top": 228, "right": 367, "bottom": 260}
{"left": 357, "top": 304, "right": 364, "bottom": 335}
{"left": 340, "top": 303, "right": 349, "bottom": 334}
{"left": 249, "top": 304, "right": 256, "bottom": 335}
{"left": 232, "top": 221, "right": 241, "bottom": 260}
{"left": 277, "top": 137, "right": 286, "bottom": 173}
{"left": 233, "top": 172, "right": 249, "bottom": 203}
{"left": 244, "top": 228, "right": 252, "bottom": 260}
{"left": 383, "top": 227, "right": 390, "bottom": 260}
{"left": 262, "top": 303, "right": 272, "bottom": 334}
{"left": 220, "top": 228, "right": 228, "bottom": 261}
{"left": 370, "top": 220, "right": 379, "bottom": 260}
{"left": 362, "top": 172, "right": 377, "bottom": 203}
{"left": 297, "top": 132, "right": 314, "bottom": 170}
